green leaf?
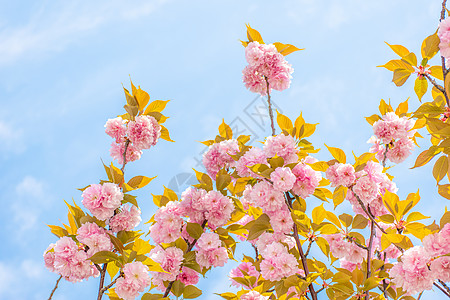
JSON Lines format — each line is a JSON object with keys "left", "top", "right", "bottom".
{"left": 247, "top": 213, "right": 271, "bottom": 240}
{"left": 127, "top": 175, "right": 156, "bottom": 190}
{"left": 171, "top": 280, "right": 185, "bottom": 298}
{"left": 183, "top": 285, "right": 203, "bottom": 299}
{"left": 392, "top": 69, "right": 412, "bottom": 87}
{"left": 186, "top": 222, "right": 204, "bottom": 240}
{"left": 414, "top": 77, "right": 428, "bottom": 101}
{"left": 352, "top": 214, "right": 368, "bottom": 230}
{"left": 88, "top": 251, "right": 122, "bottom": 265}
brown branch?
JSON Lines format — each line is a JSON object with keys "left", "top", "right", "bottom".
{"left": 441, "top": 0, "right": 447, "bottom": 21}
{"left": 121, "top": 139, "right": 131, "bottom": 173}
{"left": 100, "top": 273, "right": 123, "bottom": 295}
{"left": 365, "top": 218, "right": 376, "bottom": 300}
{"left": 439, "top": 0, "right": 450, "bottom": 107}
{"left": 352, "top": 240, "right": 369, "bottom": 251}
{"left": 285, "top": 192, "right": 318, "bottom": 300}
{"left": 47, "top": 275, "right": 62, "bottom": 300}
{"left": 97, "top": 264, "right": 108, "bottom": 300}
{"left": 424, "top": 74, "right": 447, "bottom": 95}
{"left": 163, "top": 220, "right": 208, "bottom": 298}
{"left": 439, "top": 279, "right": 450, "bottom": 295}
{"left": 264, "top": 76, "right": 276, "bottom": 136}
{"left": 305, "top": 240, "right": 313, "bottom": 257}
{"left": 434, "top": 281, "right": 450, "bottom": 298}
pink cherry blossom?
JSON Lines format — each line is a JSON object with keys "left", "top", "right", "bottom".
{"left": 229, "top": 262, "right": 259, "bottom": 288}
{"left": 127, "top": 115, "right": 161, "bottom": 150}
{"left": 109, "top": 204, "right": 141, "bottom": 232}
{"left": 263, "top": 134, "right": 298, "bottom": 164}
{"left": 236, "top": 147, "right": 267, "bottom": 177}
{"left": 270, "top": 167, "right": 296, "bottom": 192}
{"left": 291, "top": 163, "right": 321, "bottom": 198}
{"left": 203, "top": 139, "right": 239, "bottom": 178}
{"left": 439, "top": 18, "right": 450, "bottom": 58}
{"left": 110, "top": 141, "right": 142, "bottom": 165}
{"left": 105, "top": 117, "right": 126, "bottom": 143}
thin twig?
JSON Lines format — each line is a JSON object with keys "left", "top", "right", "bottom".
{"left": 439, "top": 279, "right": 450, "bottom": 295}
{"left": 97, "top": 264, "right": 108, "bottom": 300}
{"left": 47, "top": 275, "right": 62, "bottom": 300}
{"left": 434, "top": 281, "right": 450, "bottom": 298}
{"left": 365, "top": 218, "right": 376, "bottom": 300}
{"left": 121, "top": 139, "right": 131, "bottom": 173}
{"left": 100, "top": 273, "right": 123, "bottom": 294}
{"left": 440, "top": 0, "right": 450, "bottom": 106}
{"left": 352, "top": 240, "right": 369, "bottom": 251}
{"left": 163, "top": 220, "right": 208, "bottom": 298}
{"left": 423, "top": 74, "right": 447, "bottom": 98}
{"left": 285, "top": 192, "right": 318, "bottom": 300}
{"left": 305, "top": 240, "right": 313, "bottom": 257}
{"left": 264, "top": 76, "right": 276, "bottom": 136}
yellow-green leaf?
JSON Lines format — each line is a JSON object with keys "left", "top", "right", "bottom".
{"left": 186, "top": 222, "right": 204, "bottom": 240}
{"left": 183, "top": 285, "right": 203, "bottom": 299}
{"left": 273, "top": 42, "right": 304, "bottom": 56}
{"left": 144, "top": 100, "right": 170, "bottom": 114}
{"left": 385, "top": 42, "right": 410, "bottom": 57}
{"left": 414, "top": 77, "right": 428, "bottom": 101}
{"left": 277, "top": 110, "right": 293, "bottom": 132}
{"left": 325, "top": 144, "right": 346, "bottom": 163}
{"left": 219, "top": 120, "right": 233, "bottom": 139}
{"left": 421, "top": 32, "right": 440, "bottom": 60}
{"left": 430, "top": 66, "right": 444, "bottom": 80}
{"left": 392, "top": 69, "right": 412, "bottom": 87}
{"left": 246, "top": 24, "right": 263, "bottom": 44}
{"left": 433, "top": 155, "right": 449, "bottom": 184}
{"left": 160, "top": 125, "right": 174, "bottom": 142}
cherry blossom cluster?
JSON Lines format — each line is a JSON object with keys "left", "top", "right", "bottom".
{"left": 149, "top": 189, "right": 234, "bottom": 245}
{"left": 105, "top": 115, "right": 161, "bottom": 164}
{"left": 115, "top": 261, "right": 151, "bottom": 300}
{"left": 202, "top": 139, "right": 239, "bottom": 178}
{"left": 196, "top": 232, "right": 228, "bottom": 268}
{"left": 390, "top": 224, "right": 450, "bottom": 295}
{"left": 439, "top": 18, "right": 450, "bottom": 60}
{"left": 240, "top": 291, "right": 269, "bottom": 300}
{"left": 44, "top": 237, "right": 99, "bottom": 283}
{"left": 242, "top": 41, "right": 293, "bottom": 95}
{"left": 229, "top": 262, "right": 259, "bottom": 288}
{"left": 367, "top": 112, "right": 416, "bottom": 164}
{"left": 76, "top": 222, "right": 114, "bottom": 256}
{"left": 149, "top": 246, "right": 185, "bottom": 291}
{"left": 324, "top": 234, "right": 365, "bottom": 267}
{"left": 259, "top": 241, "right": 300, "bottom": 281}
{"left": 327, "top": 161, "right": 397, "bottom": 217}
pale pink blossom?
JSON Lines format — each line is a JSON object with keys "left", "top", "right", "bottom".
{"left": 109, "top": 204, "right": 141, "bottom": 232}
{"left": 196, "top": 247, "right": 228, "bottom": 268}
{"left": 240, "top": 290, "right": 269, "bottom": 300}
{"left": 177, "top": 267, "right": 199, "bottom": 285}
{"left": 431, "top": 256, "right": 450, "bottom": 282}
{"left": 105, "top": 117, "right": 126, "bottom": 143}
{"left": 81, "top": 183, "right": 123, "bottom": 221}
{"left": 236, "top": 147, "right": 267, "bottom": 177}
{"left": 263, "top": 134, "right": 298, "bottom": 164}
{"left": 197, "top": 232, "right": 222, "bottom": 251}
{"left": 229, "top": 262, "right": 259, "bottom": 288}
{"left": 76, "top": 222, "right": 113, "bottom": 256}
{"left": 439, "top": 18, "right": 450, "bottom": 58}
{"left": 270, "top": 167, "right": 296, "bottom": 192}
{"left": 291, "top": 163, "right": 321, "bottom": 198}
{"left": 127, "top": 115, "right": 161, "bottom": 150}
{"left": 203, "top": 139, "right": 239, "bottom": 178}
{"left": 110, "top": 141, "right": 142, "bottom": 165}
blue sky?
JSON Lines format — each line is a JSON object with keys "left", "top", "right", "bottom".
{"left": 0, "top": 0, "right": 449, "bottom": 299}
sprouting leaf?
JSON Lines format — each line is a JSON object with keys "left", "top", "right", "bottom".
{"left": 414, "top": 77, "right": 428, "bottom": 101}
{"left": 325, "top": 144, "right": 346, "bottom": 163}
{"left": 273, "top": 42, "right": 304, "bottom": 56}
{"left": 160, "top": 125, "right": 175, "bottom": 142}
{"left": 421, "top": 32, "right": 440, "bottom": 60}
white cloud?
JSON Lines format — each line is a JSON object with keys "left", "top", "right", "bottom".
{"left": 15, "top": 176, "right": 44, "bottom": 199}
{"left": 0, "top": 0, "right": 169, "bottom": 66}
{"left": 0, "top": 120, "right": 25, "bottom": 154}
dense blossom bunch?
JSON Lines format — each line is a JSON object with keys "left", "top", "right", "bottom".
{"left": 240, "top": 291, "right": 269, "bottom": 300}
{"left": 149, "top": 246, "right": 185, "bottom": 291}
{"left": 327, "top": 161, "right": 396, "bottom": 217}
{"left": 229, "top": 262, "right": 260, "bottom": 288}
{"left": 108, "top": 204, "right": 141, "bottom": 232}
{"left": 43, "top": 237, "right": 99, "bottom": 283}
{"left": 203, "top": 139, "right": 239, "bottom": 178}
{"left": 195, "top": 232, "right": 228, "bottom": 268}
{"left": 76, "top": 222, "right": 114, "bottom": 256}
{"left": 324, "top": 234, "right": 365, "bottom": 266}
{"left": 259, "top": 241, "right": 300, "bottom": 281}
{"left": 367, "top": 112, "right": 416, "bottom": 164}
{"left": 105, "top": 114, "right": 161, "bottom": 164}
{"left": 390, "top": 224, "right": 450, "bottom": 295}
{"left": 263, "top": 134, "right": 298, "bottom": 164}
{"left": 115, "top": 262, "right": 151, "bottom": 300}
{"left": 242, "top": 41, "right": 293, "bottom": 95}
{"left": 149, "top": 201, "right": 184, "bottom": 244}
{"left": 235, "top": 147, "right": 267, "bottom": 177}
{"left": 439, "top": 18, "right": 450, "bottom": 59}
{"left": 81, "top": 182, "right": 124, "bottom": 220}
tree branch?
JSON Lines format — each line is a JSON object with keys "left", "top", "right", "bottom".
{"left": 285, "top": 192, "right": 318, "bottom": 300}
{"left": 264, "top": 76, "right": 276, "bottom": 136}
{"left": 305, "top": 240, "right": 313, "bottom": 257}
{"left": 163, "top": 220, "right": 208, "bottom": 298}
{"left": 365, "top": 218, "right": 376, "bottom": 300}
{"left": 434, "top": 281, "right": 450, "bottom": 298}
{"left": 439, "top": 279, "right": 450, "bottom": 295}
{"left": 121, "top": 139, "right": 131, "bottom": 173}
{"left": 47, "top": 275, "right": 62, "bottom": 300}
{"left": 100, "top": 273, "right": 123, "bottom": 295}
{"left": 97, "top": 264, "right": 108, "bottom": 300}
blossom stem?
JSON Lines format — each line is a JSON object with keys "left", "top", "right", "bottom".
{"left": 121, "top": 139, "right": 131, "bottom": 173}
{"left": 304, "top": 240, "right": 313, "bottom": 257}
{"left": 97, "top": 264, "right": 108, "bottom": 300}
{"left": 423, "top": 74, "right": 449, "bottom": 106}
{"left": 364, "top": 218, "right": 375, "bottom": 300}
{"left": 434, "top": 281, "right": 450, "bottom": 298}
{"left": 163, "top": 220, "right": 208, "bottom": 298}
{"left": 100, "top": 273, "right": 123, "bottom": 294}
{"left": 47, "top": 275, "right": 62, "bottom": 300}
{"left": 285, "top": 192, "right": 318, "bottom": 300}
{"left": 264, "top": 76, "right": 276, "bottom": 136}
